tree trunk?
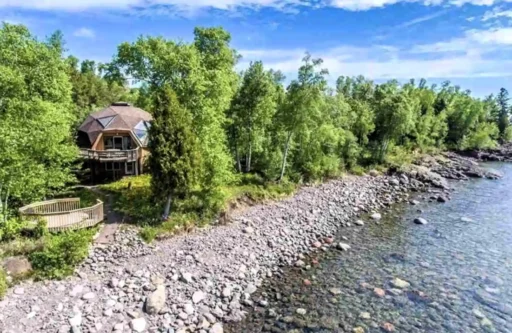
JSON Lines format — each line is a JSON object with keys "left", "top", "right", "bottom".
{"left": 246, "top": 141, "right": 252, "bottom": 173}
{"left": 235, "top": 144, "right": 241, "bottom": 172}
{"left": 163, "top": 193, "right": 172, "bottom": 220}
{"left": 279, "top": 132, "right": 293, "bottom": 182}
{"left": 246, "top": 117, "right": 253, "bottom": 173}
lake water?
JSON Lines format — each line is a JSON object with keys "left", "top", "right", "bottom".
{"left": 226, "top": 163, "right": 512, "bottom": 333}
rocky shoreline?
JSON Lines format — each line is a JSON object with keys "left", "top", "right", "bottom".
{"left": 0, "top": 153, "right": 500, "bottom": 333}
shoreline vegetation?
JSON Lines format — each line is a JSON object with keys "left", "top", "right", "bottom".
{"left": 0, "top": 21, "right": 512, "bottom": 331}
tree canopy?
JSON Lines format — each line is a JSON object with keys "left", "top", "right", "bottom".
{"left": 0, "top": 22, "right": 509, "bottom": 214}
{"left": 0, "top": 24, "right": 78, "bottom": 203}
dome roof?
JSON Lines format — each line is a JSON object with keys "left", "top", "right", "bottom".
{"left": 78, "top": 103, "right": 152, "bottom": 147}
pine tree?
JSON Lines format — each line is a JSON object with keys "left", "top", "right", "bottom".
{"left": 497, "top": 88, "right": 510, "bottom": 139}
{"left": 148, "top": 85, "right": 199, "bottom": 220}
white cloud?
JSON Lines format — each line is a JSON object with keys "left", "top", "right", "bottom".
{"left": 411, "top": 27, "right": 512, "bottom": 54}
{"left": 0, "top": 0, "right": 511, "bottom": 12}
{"left": 239, "top": 26, "right": 512, "bottom": 80}
{"left": 482, "top": 7, "right": 512, "bottom": 21}
{"left": 73, "top": 27, "right": 95, "bottom": 38}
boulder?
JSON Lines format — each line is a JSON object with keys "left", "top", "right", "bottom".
{"left": 145, "top": 285, "right": 166, "bottom": 314}
{"left": 2, "top": 257, "right": 32, "bottom": 277}
{"left": 371, "top": 213, "right": 382, "bottom": 220}
{"left": 414, "top": 217, "right": 428, "bottom": 225}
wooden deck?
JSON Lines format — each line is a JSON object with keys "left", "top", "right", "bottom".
{"left": 79, "top": 148, "right": 139, "bottom": 162}
{"left": 19, "top": 198, "right": 104, "bottom": 232}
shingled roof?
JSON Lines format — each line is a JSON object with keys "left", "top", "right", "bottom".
{"left": 78, "top": 102, "right": 152, "bottom": 147}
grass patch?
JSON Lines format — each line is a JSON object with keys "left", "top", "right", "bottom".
{"left": 100, "top": 173, "right": 297, "bottom": 241}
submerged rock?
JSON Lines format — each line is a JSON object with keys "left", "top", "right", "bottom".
{"left": 414, "top": 217, "right": 428, "bottom": 225}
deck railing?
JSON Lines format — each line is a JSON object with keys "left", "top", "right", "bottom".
{"left": 19, "top": 198, "right": 104, "bottom": 232}
{"left": 79, "top": 148, "right": 139, "bottom": 162}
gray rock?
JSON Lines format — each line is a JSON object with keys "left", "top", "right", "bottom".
{"left": 82, "top": 292, "right": 95, "bottom": 300}
{"left": 181, "top": 272, "right": 193, "bottom": 283}
{"left": 391, "top": 278, "right": 410, "bottom": 289}
{"left": 193, "top": 291, "right": 206, "bottom": 304}
{"left": 414, "top": 217, "right": 428, "bottom": 225}
{"left": 371, "top": 213, "right": 382, "bottom": 220}
{"left": 245, "top": 284, "right": 257, "bottom": 294}
{"left": 296, "top": 308, "right": 307, "bottom": 315}
{"left": 13, "top": 287, "right": 24, "bottom": 295}
{"left": 222, "top": 287, "right": 232, "bottom": 298}
{"left": 184, "top": 303, "right": 195, "bottom": 315}
{"left": 354, "top": 220, "right": 364, "bottom": 226}
{"left": 336, "top": 243, "right": 351, "bottom": 251}
{"left": 209, "top": 323, "right": 223, "bottom": 333}
{"left": 68, "top": 313, "right": 82, "bottom": 327}
{"left": 329, "top": 288, "right": 342, "bottom": 295}
{"left": 145, "top": 285, "right": 166, "bottom": 314}
{"left": 130, "top": 317, "right": 147, "bottom": 332}
{"left": 243, "top": 226, "right": 254, "bottom": 234}
{"left": 2, "top": 257, "right": 32, "bottom": 277}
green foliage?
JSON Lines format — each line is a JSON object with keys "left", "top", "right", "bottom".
{"left": 139, "top": 227, "right": 158, "bottom": 243}
{"left": 29, "top": 228, "right": 96, "bottom": 279}
{"left": 109, "top": 27, "right": 236, "bottom": 191}
{"left": 149, "top": 85, "right": 200, "bottom": 218}
{"left": 228, "top": 61, "right": 280, "bottom": 172}
{"left": 0, "top": 24, "right": 78, "bottom": 204}
{"left": 0, "top": 268, "right": 7, "bottom": 299}
{"left": 0, "top": 218, "right": 26, "bottom": 242}
{"left": 461, "top": 122, "right": 499, "bottom": 150}
{"left": 102, "top": 174, "right": 296, "bottom": 241}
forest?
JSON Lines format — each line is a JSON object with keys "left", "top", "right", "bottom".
{"left": 0, "top": 23, "right": 511, "bottom": 285}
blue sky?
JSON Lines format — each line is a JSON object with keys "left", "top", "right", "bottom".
{"left": 2, "top": 0, "right": 512, "bottom": 97}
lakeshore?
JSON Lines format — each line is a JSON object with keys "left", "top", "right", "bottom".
{"left": 0, "top": 154, "right": 504, "bottom": 333}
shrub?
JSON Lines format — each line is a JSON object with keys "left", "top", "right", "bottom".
{"left": 0, "top": 268, "right": 7, "bottom": 299}
{"left": 31, "top": 219, "right": 49, "bottom": 239}
{"left": 139, "top": 227, "right": 158, "bottom": 243}
{"left": 29, "top": 229, "right": 96, "bottom": 279}
{"left": 0, "top": 218, "right": 26, "bottom": 242}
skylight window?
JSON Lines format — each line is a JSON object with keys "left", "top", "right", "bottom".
{"left": 97, "top": 116, "right": 115, "bottom": 128}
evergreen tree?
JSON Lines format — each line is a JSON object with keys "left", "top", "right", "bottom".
{"left": 497, "top": 88, "right": 510, "bottom": 139}
{"left": 148, "top": 85, "right": 199, "bottom": 220}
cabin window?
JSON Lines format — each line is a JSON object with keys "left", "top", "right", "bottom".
{"left": 123, "top": 136, "right": 133, "bottom": 150}
{"left": 105, "top": 162, "right": 122, "bottom": 171}
{"left": 113, "top": 136, "right": 123, "bottom": 150}
{"left": 126, "top": 162, "right": 134, "bottom": 175}
{"left": 105, "top": 137, "right": 113, "bottom": 149}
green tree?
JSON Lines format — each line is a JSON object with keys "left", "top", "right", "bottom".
{"left": 371, "top": 82, "right": 415, "bottom": 162}
{"left": 497, "top": 88, "right": 510, "bottom": 139}
{"left": 277, "top": 54, "right": 328, "bottom": 181}
{"left": 148, "top": 85, "right": 199, "bottom": 219}
{"left": 229, "top": 61, "right": 278, "bottom": 172}
{"left": 0, "top": 24, "right": 77, "bottom": 204}
{"left": 110, "top": 27, "right": 236, "bottom": 190}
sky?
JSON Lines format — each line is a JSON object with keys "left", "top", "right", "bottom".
{"left": 1, "top": 0, "right": 512, "bottom": 97}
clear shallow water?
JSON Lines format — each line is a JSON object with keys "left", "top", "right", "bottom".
{"left": 227, "top": 163, "right": 512, "bottom": 333}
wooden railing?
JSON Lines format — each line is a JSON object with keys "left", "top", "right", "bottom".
{"left": 19, "top": 198, "right": 104, "bottom": 232}
{"left": 80, "top": 148, "right": 139, "bottom": 162}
